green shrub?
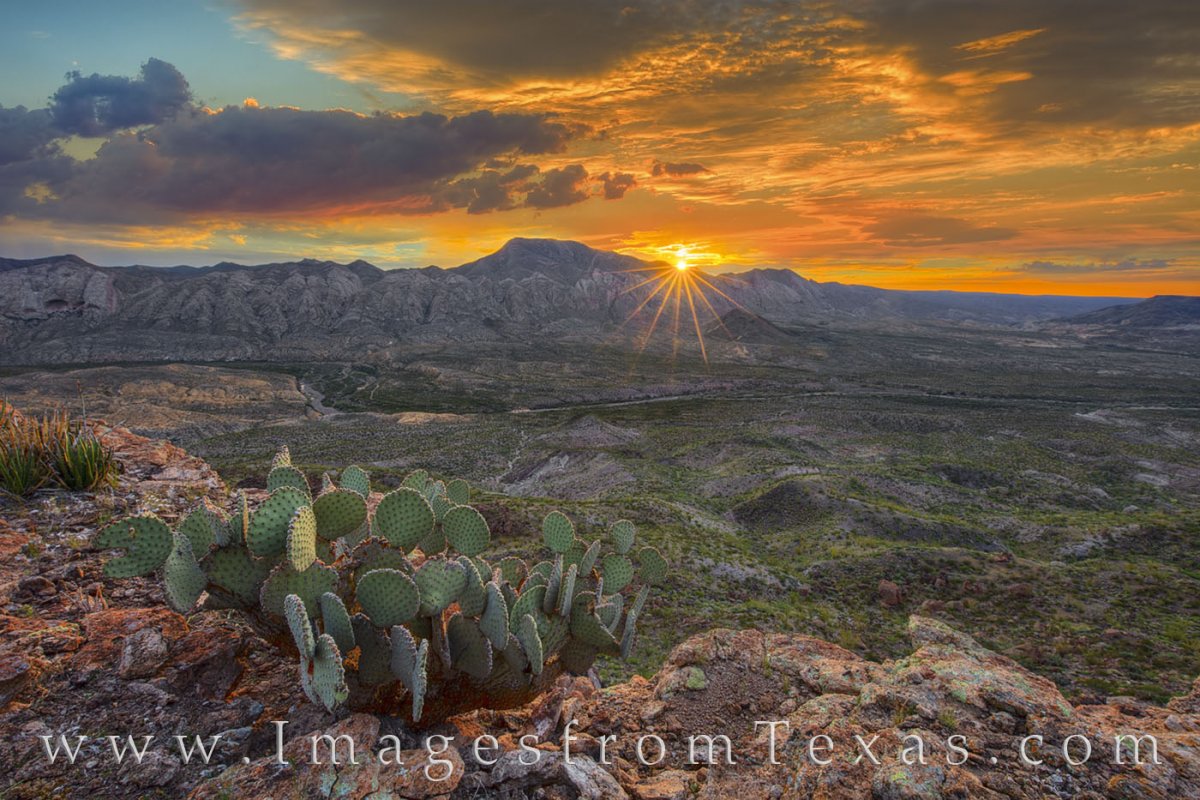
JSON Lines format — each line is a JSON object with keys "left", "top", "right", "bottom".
{"left": 0, "top": 402, "right": 117, "bottom": 497}
{"left": 0, "top": 402, "right": 52, "bottom": 497}
{"left": 44, "top": 409, "right": 117, "bottom": 491}
{"left": 97, "top": 446, "right": 665, "bottom": 725}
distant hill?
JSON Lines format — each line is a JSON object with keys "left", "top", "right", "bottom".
{"left": 706, "top": 308, "right": 797, "bottom": 344}
{"left": 0, "top": 239, "right": 1143, "bottom": 364}
{"left": 1063, "top": 295, "right": 1200, "bottom": 327}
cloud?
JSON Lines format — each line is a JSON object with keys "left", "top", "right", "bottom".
{"left": 1021, "top": 259, "right": 1175, "bottom": 274}
{"left": 651, "top": 160, "right": 710, "bottom": 178}
{"left": 955, "top": 28, "right": 1046, "bottom": 55}
{"left": 863, "top": 213, "right": 1018, "bottom": 247}
{"left": 234, "top": 0, "right": 703, "bottom": 81}
{"left": 861, "top": 0, "right": 1200, "bottom": 129}
{"left": 49, "top": 58, "right": 192, "bottom": 136}
{"left": 597, "top": 171, "right": 637, "bottom": 199}
{"left": 0, "top": 60, "right": 608, "bottom": 224}
{"left": 442, "top": 164, "right": 539, "bottom": 214}
{"left": 0, "top": 106, "right": 58, "bottom": 166}
{"left": 524, "top": 164, "right": 590, "bottom": 209}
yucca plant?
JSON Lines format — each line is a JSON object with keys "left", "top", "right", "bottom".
{"left": 44, "top": 408, "right": 117, "bottom": 491}
{"left": 0, "top": 405, "right": 52, "bottom": 498}
{"left": 0, "top": 400, "right": 117, "bottom": 497}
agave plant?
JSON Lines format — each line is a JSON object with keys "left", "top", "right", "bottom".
{"left": 96, "top": 446, "right": 665, "bottom": 724}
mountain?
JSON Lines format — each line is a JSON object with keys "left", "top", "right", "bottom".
{"left": 0, "top": 239, "right": 1144, "bottom": 364}
{"left": 706, "top": 308, "right": 798, "bottom": 344}
{"left": 1063, "top": 295, "right": 1200, "bottom": 327}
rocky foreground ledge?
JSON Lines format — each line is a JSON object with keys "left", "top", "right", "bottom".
{"left": 2, "top": 428, "right": 1198, "bottom": 799}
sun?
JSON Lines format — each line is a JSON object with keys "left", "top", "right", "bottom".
{"left": 673, "top": 245, "right": 693, "bottom": 271}
{"left": 614, "top": 242, "right": 750, "bottom": 365}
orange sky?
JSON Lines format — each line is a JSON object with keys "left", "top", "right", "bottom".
{"left": 2, "top": 1, "right": 1197, "bottom": 296}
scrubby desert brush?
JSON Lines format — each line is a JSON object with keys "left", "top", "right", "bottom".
{"left": 0, "top": 400, "right": 116, "bottom": 497}
{"left": 97, "top": 445, "right": 665, "bottom": 725}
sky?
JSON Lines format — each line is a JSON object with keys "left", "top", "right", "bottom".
{"left": 0, "top": 0, "right": 1197, "bottom": 296}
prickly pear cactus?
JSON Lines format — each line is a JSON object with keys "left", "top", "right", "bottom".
{"left": 96, "top": 445, "right": 663, "bottom": 725}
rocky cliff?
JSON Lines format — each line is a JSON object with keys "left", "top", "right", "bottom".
{"left": 2, "top": 428, "right": 1198, "bottom": 799}
{"left": 0, "top": 239, "right": 1136, "bottom": 364}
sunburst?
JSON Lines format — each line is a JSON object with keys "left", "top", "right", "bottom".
{"left": 614, "top": 245, "right": 750, "bottom": 364}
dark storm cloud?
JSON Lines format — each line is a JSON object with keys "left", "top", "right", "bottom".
{"left": 0, "top": 59, "right": 605, "bottom": 223}
{"left": 50, "top": 106, "right": 583, "bottom": 221}
{"left": 49, "top": 58, "right": 192, "bottom": 136}
{"left": 524, "top": 164, "right": 590, "bottom": 209}
{"left": 597, "top": 171, "right": 637, "bottom": 200}
{"left": 860, "top": 0, "right": 1200, "bottom": 129}
{"left": 0, "top": 106, "right": 58, "bottom": 166}
{"left": 651, "top": 160, "right": 710, "bottom": 178}
{"left": 863, "top": 213, "right": 1018, "bottom": 247}
{"left": 1021, "top": 259, "right": 1174, "bottom": 274}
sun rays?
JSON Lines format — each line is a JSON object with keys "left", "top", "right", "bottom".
{"left": 615, "top": 251, "right": 752, "bottom": 364}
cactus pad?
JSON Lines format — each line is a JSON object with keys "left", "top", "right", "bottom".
{"left": 319, "top": 592, "right": 355, "bottom": 654}
{"left": 558, "top": 639, "right": 599, "bottom": 674}
{"left": 285, "top": 593, "right": 315, "bottom": 659}
{"left": 260, "top": 561, "right": 338, "bottom": 618}
{"left": 539, "top": 613, "right": 569, "bottom": 655}
{"left": 601, "top": 554, "right": 634, "bottom": 593}
{"left": 500, "top": 632, "right": 529, "bottom": 672}
{"left": 98, "top": 514, "right": 173, "bottom": 577}
{"left": 480, "top": 582, "right": 509, "bottom": 649}
{"left": 416, "top": 525, "right": 447, "bottom": 556}
{"left": 177, "top": 499, "right": 225, "bottom": 554}
{"left": 350, "top": 538, "right": 413, "bottom": 584}
{"left": 509, "top": 583, "right": 546, "bottom": 628}
{"left": 372, "top": 488, "right": 434, "bottom": 552}
{"left": 268, "top": 465, "right": 310, "bottom": 496}
{"left": 401, "top": 469, "right": 428, "bottom": 491}
{"left": 570, "top": 599, "right": 619, "bottom": 652}
{"left": 350, "top": 614, "right": 392, "bottom": 686}
{"left": 498, "top": 557, "right": 528, "bottom": 586}
{"left": 389, "top": 624, "right": 419, "bottom": 687}
{"left": 414, "top": 558, "right": 466, "bottom": 614}
{"left": 609, "top": 520, "right": 636, "bottom": 555}
{"left": 246, "top": 487, "right": 308, "bottom": 557}
{"left": 313, "top": 488, "right": 368, "bottom": 540}
{"left": 558, "top": 564, "right": 578, "bottom": 617}
{"left": 355, "top": 568, "right": 420, "bottom": 627}
{"left": 305, "top": 634, "right": 349, "bottom": 711}
{"left": 456, "top": 556, "right": 487, "bottom": 616}
{"left": 227, "top": 491, "right": 250, "bottom": 546}
{"left": 443, "top": 505, "right": 490, "bottom": 556}
{"left": 286, "top": 504, "right": 318, "bottom": 572}
{"left": 339, "top": 465, "right": 370, "bottom": 497}
{"left": 578, "top": 540, "right": 601, "bottom": 576}
{"left": 206, "top": 545, "right": 273, "bottom": 604}
{"left": 543, "top": 556, "right": 563, "bottom": 614}
{"left": 514, "top": 613, "right": 544, "bottom": 675}
{"left": 636, "top": 546, "right": 667, "bottom": 585}
{"left": 445, "top": 478, "right": 470, "bottom": 505}
{"left": 271, "top": 445, "right": 292, "bottom": 468}
{"left": 428, "top": 492, "right": 451, "bottom": 522}
{"left": 448, "top": 614, "right": 493, "bottom": 681}
{"left": 542, "top": 511, "right": 575, "bottom": 553}
{"left": 597, "top": 593, "right": 624, "bottom": 632}
{"left": 390, "top": 626, "right": 429, "bottom": 722}
{"left": 163, "top": 531, "right": 208, "bottom": 613}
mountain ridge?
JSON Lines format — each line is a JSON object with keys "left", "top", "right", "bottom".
{"left": 0, "top": 238, "right": 1160, "bottom": 365}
